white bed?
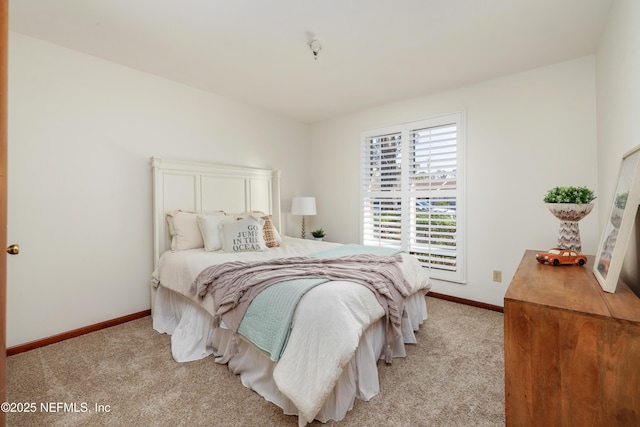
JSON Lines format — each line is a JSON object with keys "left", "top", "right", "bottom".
{"left": 150, "top": 157, "right": 431, "bottom": 425}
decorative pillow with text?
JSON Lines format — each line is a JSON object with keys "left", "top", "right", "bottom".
{"left": 219, "top": 217, "right": 268, "bottom": 253}
{"left": 233, "top": 211, "right": 282, "bottom": 247}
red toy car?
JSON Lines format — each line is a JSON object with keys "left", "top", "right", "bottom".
{"left": 536, "top": 248, "right": 587, "bottom": 266}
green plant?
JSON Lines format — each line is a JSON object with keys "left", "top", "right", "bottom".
{"left": 615, "top": 192, "right": 628, "bottom": 209}
{"left": 543, "top": 186, "right": 596, "bottom": 204}
{"left": 311, "top": 228, "right": 325, "bottom": 238}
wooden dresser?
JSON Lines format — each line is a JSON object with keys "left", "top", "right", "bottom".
{"left": 504, "top": 250, "right": 640, "bottom": 426}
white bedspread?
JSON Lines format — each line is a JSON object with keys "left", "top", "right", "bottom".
{"left": 152, "top": 237, "right": 431, "bottom": 425}
{"left": 274, "top": 280, "right": 384, "bottom": 424}
{"left": 152, "top": 237, "right": 343, "bottom": 316}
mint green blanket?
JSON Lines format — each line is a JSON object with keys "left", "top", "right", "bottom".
{"left": 236, "top": 244, "right": 401, "bottom": 361}
{"left": 237, "top": 278, "right": 327, "bottom": 361}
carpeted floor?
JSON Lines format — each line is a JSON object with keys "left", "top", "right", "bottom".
{"left": 6, "top": 297, "right": 505, "bottom": 426}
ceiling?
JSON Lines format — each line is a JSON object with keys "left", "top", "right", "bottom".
{"left": 9, "top": 0, "right": 612, "bottom": 123}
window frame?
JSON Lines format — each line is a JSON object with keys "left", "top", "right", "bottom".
{"left": 359, "top": 112, "right": 466, "bottom": 284}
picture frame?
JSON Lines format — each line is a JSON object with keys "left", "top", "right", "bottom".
{"left": 593, "top": 145, "right": 640, "bottom": 293}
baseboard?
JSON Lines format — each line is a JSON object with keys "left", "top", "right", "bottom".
{"left": 6, "top": 309, "right": 151, "bottom": 356}
{"left": 7, "top": 294, "right": 499, "bottom": 356}
{"left": 427, "top": 291, "right": 504, "bottom": 313}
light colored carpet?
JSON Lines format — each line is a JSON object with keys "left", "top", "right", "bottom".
{"left": 7, "top": 297, "right": 505, "bottom": 426}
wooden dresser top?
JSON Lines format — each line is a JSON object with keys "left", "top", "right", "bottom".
{"left": 505, "top": 249, "right": 640, "bottom": 323}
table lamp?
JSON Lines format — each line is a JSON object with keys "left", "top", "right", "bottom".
{"left": 291, "top": 197, "right": 316, "bottom": 239}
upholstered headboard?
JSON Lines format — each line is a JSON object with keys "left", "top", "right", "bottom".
{"left": 151, "top": 157, "right": 282, "bottom": 269}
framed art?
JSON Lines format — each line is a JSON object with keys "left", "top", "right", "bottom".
{"left": 594, "top": 145, "right": 640, "bottom": 293}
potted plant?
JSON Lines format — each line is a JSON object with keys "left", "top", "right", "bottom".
{"left": 543, "top": 186, "right": 596, "bottom": 204}
{"left": 311, "top": 228, "right": 325, "bottom": 241}
{"left": 543, "top": 186, "right": 596, "bottom": 252}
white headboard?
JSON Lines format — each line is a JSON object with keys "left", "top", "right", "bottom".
{"left": 151, "top": 157, "right": 282, "bottom": 269}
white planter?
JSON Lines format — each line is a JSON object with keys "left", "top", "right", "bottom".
{"left": 546, "top": 203, "right": 594, "bottom": 252}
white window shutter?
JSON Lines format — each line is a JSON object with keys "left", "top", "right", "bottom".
{"left": 361, "top": 113, "right": 466, "bottom": 283}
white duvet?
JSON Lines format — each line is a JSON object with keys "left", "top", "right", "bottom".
{"left": 153, "top": 237, "right": 431, "bottom": 425}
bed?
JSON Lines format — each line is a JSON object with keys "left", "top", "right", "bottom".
{"left": 150, "top": 157, "right": 431, "bottom": 425}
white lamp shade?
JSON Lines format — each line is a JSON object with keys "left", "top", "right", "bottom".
{"left": 291, "top": 197, "right": 317, "bottom": 215}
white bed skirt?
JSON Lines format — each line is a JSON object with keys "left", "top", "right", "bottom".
{"left": 153, "top": 284, "right": 428, "bottom": 425}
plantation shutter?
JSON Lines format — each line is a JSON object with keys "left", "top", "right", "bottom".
{"left": 361, "top": 113, "right": 465, "bottom": 283}
{"left": 362, "top": 130, "right": 403, "bottom": 249}
{"left": 408, "top": 123, "right": 459, "bottom": 275}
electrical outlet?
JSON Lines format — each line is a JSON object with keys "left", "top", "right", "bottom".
{"left": 492, "top": 270, "right": 502, "bottom": 283}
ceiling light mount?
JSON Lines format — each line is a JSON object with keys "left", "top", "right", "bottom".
{"left": 309, "top": 39, "right": 322, "bottom": 60}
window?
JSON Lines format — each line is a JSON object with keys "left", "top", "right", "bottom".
{"left": 360, "top": 112, "right": 466, "bottom": 283}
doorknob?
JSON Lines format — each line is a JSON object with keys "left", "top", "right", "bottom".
{"left": 6, "top": 244, "right": 19, "bottom": 255}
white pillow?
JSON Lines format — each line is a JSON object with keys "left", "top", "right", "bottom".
{"left": 166, "top": 210, "right": 224, "bottom": 251}
{"left": 219, "top": 217, "right": 267, "bottom": 253}
{"left": 197, "top": 215, "right": 233, "bottom": 251}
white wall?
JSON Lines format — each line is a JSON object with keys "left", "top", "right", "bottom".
{"left": 9, "top": 10, "right": 623, "bottom": 344}
{"left": 310, "top": 56, "right": 599, "bottom": 307}
{"left": 7, "top": 33, "right": 311, "bottom": 347}
{"left": 596, "top": 0, "right": 640, "bottom": 294}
